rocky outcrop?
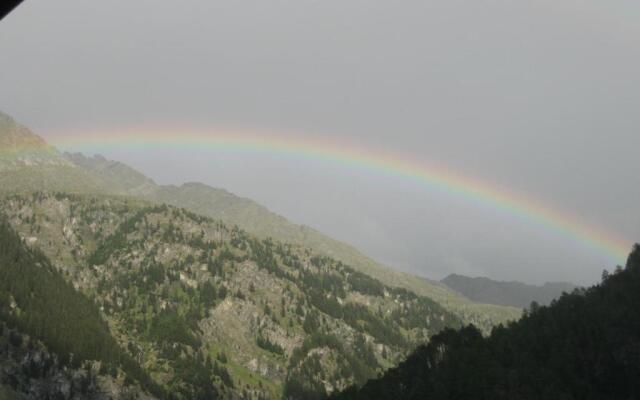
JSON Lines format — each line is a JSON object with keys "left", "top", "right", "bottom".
{"left": 0, "top": 324, "right": 149, "bottom": 400}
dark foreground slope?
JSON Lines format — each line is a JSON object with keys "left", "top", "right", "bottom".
{"left": 0, "top": 218, "right": 164, "bottom": 399}
{"left": 441, "top": 274, "right": 577, "bottom": 308}
{"left": 332, "top": 245, "right": 640, "bottom": 400}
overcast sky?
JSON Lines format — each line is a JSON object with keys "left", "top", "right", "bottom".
{"left": 1, "top": 0, "right": 639, "bottom": 285}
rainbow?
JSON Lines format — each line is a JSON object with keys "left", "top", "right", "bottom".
{"left": 43, "top": 127, "right": 631, "bottom": 263}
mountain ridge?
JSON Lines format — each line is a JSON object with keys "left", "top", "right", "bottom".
{"left": 0, "top": 111, "right": 72, "bottom": 170}
{"left": 0, "top": 110, "right": 521, "bottom": 330}
{"left": 441, "top": 274, "right": 577, "bottom": 308}
{"left": 1, "top": 192, "right": 464, "bottom": 398}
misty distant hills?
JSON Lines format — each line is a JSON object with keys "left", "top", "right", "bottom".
{"left": 441, "top": 274, "right": 577, "bottom": 308}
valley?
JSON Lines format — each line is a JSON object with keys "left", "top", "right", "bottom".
{"left": 0, "top": 111, "right": 527, "bottom": 399}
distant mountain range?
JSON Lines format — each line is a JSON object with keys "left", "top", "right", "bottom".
{"left": 441, "top": 274, "right": 577, "bottom": 308}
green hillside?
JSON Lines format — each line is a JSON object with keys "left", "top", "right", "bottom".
{"left": 1, "top": 192, "right": 469, "bottom": 398}
{"left": 147, "top": 182, "right": 520, "bottom": 326}
{"left": 0, "top": 110, "right": 520, "bottom": 332}
{"left": 0, "top": 215, "right": 162, "bottom": 399}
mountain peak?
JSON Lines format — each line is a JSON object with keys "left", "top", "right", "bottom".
{"left": 0, "top": 111, "right": 48, "bottom": 149}
{"left": 0, "top": 110, "right": 71, "bottom": 169}
{"left": 63, "top": 152, "right": 157, "bottom": 193}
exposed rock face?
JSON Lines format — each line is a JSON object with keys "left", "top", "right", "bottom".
{"left": 0, "top": 324, "right": 148, "bottom": 400}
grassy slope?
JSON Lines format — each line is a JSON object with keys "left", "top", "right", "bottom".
{"left": 0, "top": 165, "right": 113, "bottom": 194}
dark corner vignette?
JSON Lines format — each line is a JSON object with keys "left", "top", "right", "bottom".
{"left": 0, "top": 0, "right": 25, "bottom": 22}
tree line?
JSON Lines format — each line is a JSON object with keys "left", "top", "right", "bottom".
{"left": 330, "top": 244, "right": 640, "bottom": 400}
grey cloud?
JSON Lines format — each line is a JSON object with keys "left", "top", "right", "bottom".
{"left": 1, "top": 0, "right": 638, "bottom": 284}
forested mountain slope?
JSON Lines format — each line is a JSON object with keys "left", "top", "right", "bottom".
{"left": 442, "top": 274, "right": 577, "bottom": 308}
{"left": 0, "top": 110, "right": 520, "bottom": 331}
{"left": 331, "top": 245, "right": 640, "bottom": 400}
{"left": 63, "top": 153, "right": 521, "bottom": 330}
{"left": 0, "top": 192, "right": 465, "bottom": 399}
{"left": 0, "top": 217, "right": 162, "bottom": 399}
